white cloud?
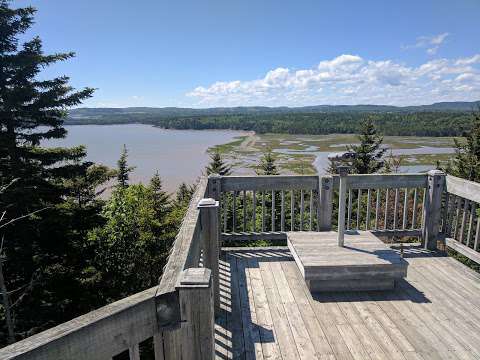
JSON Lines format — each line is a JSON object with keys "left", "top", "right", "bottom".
{"left": 403, "top": 32, "right": 449, "bottom": 55}
{"left": 186, "top": 53, "right": 480, "bottom": 107}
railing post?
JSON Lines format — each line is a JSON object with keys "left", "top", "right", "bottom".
{"left": 207, "top": 174, "right": 222, "bottom": 244}
{"left": 337, "top": 167, "right": 349, "bottom": 246}
{"left": 176, "top": 268, "right": 215, "bottom": 360}
{"left": 422, "top": 170, "right": 446, "bottom": 250}
{"left": 198, "top": 198, "right": 220, "bottom": 312}
{"left": 318, "top": 176, "right": 333, "bottom": 231}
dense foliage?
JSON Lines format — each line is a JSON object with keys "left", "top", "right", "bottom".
{"left": 446, "top": 112, "right": 480, "bottom": 182}
{"left": 67, "top": 111, "right": 473, "bottom": 137}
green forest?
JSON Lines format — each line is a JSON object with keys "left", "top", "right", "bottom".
{"left": 67, "top": 111, "right": 473, "bottom": 137}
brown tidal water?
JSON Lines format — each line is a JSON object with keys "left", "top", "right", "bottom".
{"left": 44, "top": 124, "right": 248, "bottom": 193}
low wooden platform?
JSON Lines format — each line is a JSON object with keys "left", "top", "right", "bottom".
{"left": 287, "top": 231, "right": 408, "bottom": 292}
{"left": 216, "top": 247, "right": 480, "bottom": 360}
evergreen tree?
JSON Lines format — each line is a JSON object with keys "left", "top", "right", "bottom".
{"left": 88, "top": 184, "right": 170, "bottom": 302}
{"left": 447, "top": 111, "right": 480, "bottom": 182}
{"left": 346, "top": 117, "right": 387, "bottom": 174}
{"left": 116, "top": 144, "right": 135, "bottom": 188}
{"left": 0, "top": 1, "right": 98, "bottom": 342}
{"left": 257, "top": 150, "right": 278, "bottom": 175}
{"left": 206, "top": 150, "right": 232, "bottom": 176}
{"left": 149, "top": 171, "right": 171, "bottom": 218}
{"left": 176, "top": 182, "right": 195, "bottom": 206}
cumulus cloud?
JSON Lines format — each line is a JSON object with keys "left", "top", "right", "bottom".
{"left": 186, "top": 53, "right": 480, "bottom": 107}
{"left": 403, "top": 32, "right": 449, "bottom": 55}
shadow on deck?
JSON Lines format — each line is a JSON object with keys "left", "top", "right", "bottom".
{"left": 215, "top": 245, "right": 480, "bottom": 360}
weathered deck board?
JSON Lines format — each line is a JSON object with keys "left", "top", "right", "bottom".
{"left": 215, "top": 246, "right": 480, "bottom": 360}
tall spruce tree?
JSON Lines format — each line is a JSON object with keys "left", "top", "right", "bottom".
{"left": 447, "top": 111, "right": 480, "bottom": 182}
{"left": 346, "top": 117, "right": 387, "bottom": 174}
{"left": 149, "top": 171, "right": 171, "bottom": 218}
{"left": 116, "top": 144, "right": 135, "bottom": 188}
{"left": 257, "top": 150, "right": 278, "bottom": 175}
{"left": 206, "top": 150, "right": 232, "bottom": 176}
{"left": 0, "top": 1, "right": 95, "bottom": 342}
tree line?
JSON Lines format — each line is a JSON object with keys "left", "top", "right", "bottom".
{"left": 67, "top": 110, "right": 474, "bottom": 137}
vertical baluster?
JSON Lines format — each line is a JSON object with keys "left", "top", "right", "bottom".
{"left": 446, "top": 195, "right": 457, "bottom": 237}
{"left": 375, "top": 189, "right": 380, "bottom": 230}
{"left": 366, "top": 189, "right": 371, "bottom": 230}
{"left": 474, "top": 214, "right": 480, "bottom": 251}
{"left": 347, "top": 189, "right": 352, "bottom": 230}
{"left": 402, "top": 188, "right": 408, "bottom": 230}
{"left": 281, "top": 190, "right": 285, "bottom": 232}
{"left": 442, "top": 192, "right": 450, "bottom": 234}
{"left": 252, "top": 190, "right": 256, "bottom": 232}
{"left": 393, "top": 188, "right": 399, "bottom": 230}
{"left": 356, "top": 189, "right": 362, "bottom": 230}
{"left": 262, "top": 191, "right": 265, "bottom": 232}
{"left": 411, "top": 188, "right": 418, "bottom": 229}
{"left": 467, "top": 203, "right": 476, "bottom": 247}
{"left": 459, "top": 199, "right": 469, "bottom": 244}
{"left": 384, "top": 189, "right": 390, "bottom": 230}
{"left": 271, "top": 190, "right": 275, "bottom": 232}
{"left": 232, "top": 191, "right": 237, "bottom": 232}
{"left": 242, "top": 190, "right": 247, "bottom": 232}
{"left": 223, "top": 192, "right": 227, "bottom": 233}
{"left": 453, "top": 197, "right": 462, "bottom": 239}
{"left": 291, "top": 190, "right": 295, "bottom": 231}
{"left": 300, "top": 190, "right": 304, "bottom": 231}
{"left": 420, "top": 188, "right": 426, "bottom": 231}
{"left": 309, "top": 190, "right": 314, "bottom": 231}
{"left": 129, "top": 344, "right": 140, "bottom": 360}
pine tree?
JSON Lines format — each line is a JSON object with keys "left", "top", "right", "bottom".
{"left": 176, "top": 182, "right": 195, "bottom": 206}
{"left": 206, "top": 150, "right": 232, "bottom": 176}
{"left": 0, "top": 1, "right": 96, "bottom": 342}
{"left": 116, "top": 145, "right": 135, "bottom": 188}
{"left": 447, "top": 111, "right": 480, "bottom": 182}
{"left": 257, "top": 150, "right": 278, "bottom": 175}
{"left": 347, "top": 117, "right": 387, "bottom": 174}
{"left": 149, "top": 171, "right": 171, "bottom": 218}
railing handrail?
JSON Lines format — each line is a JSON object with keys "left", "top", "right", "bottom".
{"left": 446, "top": 174, "right": 480, "bottom": 204}
{"left": 156, "top": 176, "right": 208, "bottom": 327}
{"left": 221, "top": 174, "right": 319, "bottom": 192}
{"left": 343, "top": 173, "right": 427, "bottom": 189}
{"left": 0, "top": 287, "right": 158, "bottom": 360}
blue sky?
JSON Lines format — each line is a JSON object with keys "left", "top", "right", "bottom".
{"left": 24, "top": 0, "right": 480, "bottom": 107}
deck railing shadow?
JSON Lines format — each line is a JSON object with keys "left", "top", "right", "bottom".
{"left": 215, "top": 250, "right": 285, "bottom": 359}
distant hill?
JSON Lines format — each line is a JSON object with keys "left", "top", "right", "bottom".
{"left": 69, "top": 101, "right": 480, "bottom": 119}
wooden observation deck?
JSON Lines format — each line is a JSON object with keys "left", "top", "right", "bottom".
{"left": 2, "top": 172, "right": 480, "bottom": 360}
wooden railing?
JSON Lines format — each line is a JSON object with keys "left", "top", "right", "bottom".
{"left": 218, "top": 173, "right": 430, "bottom": 243}
{"left": 0, "top": 177, "right": 220, "bottom": 360}
{"left": 341, "top": 173, "right": 428, "bottom": 238}
{"left": 443, "top": 175, "right": 480, "bottom": 263}
{"left": 2, "top": 170, "right": 480, "bottom": 359}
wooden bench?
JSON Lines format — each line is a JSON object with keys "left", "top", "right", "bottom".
{"left": 287, "top": 231, "right": 408, "bottom": 292}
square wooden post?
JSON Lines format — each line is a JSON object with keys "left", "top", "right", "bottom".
{"left": 198, "top": 199, "right": 220, "bottom": 312}
{"left": 176, "top": 268, "right": 215, "bottom": 360}
{"left": 422, "top": 170, "right": 446, "bottom": 250}
{"left": 318, "top": 176, "right": 333, "bottom": 231}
